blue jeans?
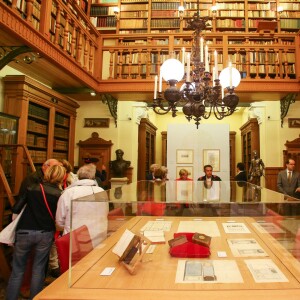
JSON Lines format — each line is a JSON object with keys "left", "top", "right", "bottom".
{"left": 6, "top": 230, "right": 54, "bottom": 300}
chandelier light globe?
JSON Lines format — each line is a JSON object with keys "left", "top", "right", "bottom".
{"left": 219, "top": 67, "right": 241, "bottom": 88}
{"left": 161, "top": 59, "right": 184, "bottom": 82}
{"left": 151, "top": 0, "right": 241, "bottom": 128}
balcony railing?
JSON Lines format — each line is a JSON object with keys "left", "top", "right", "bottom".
{"left": 1, "top": 0, "right": 300, "bottom": 93}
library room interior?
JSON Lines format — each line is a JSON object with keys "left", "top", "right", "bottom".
{"left": 0, "top": 0, "right": 300, "bottom": 299}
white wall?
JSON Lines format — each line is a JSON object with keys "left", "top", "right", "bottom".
{"left": 167, "top": 123, "right": 230, "bottom": 181}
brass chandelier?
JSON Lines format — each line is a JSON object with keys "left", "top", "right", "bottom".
{"left": 151, "top": 1, "right": 241, "bottom": 128}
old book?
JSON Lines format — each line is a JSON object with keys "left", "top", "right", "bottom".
{"left": 192, "top": 233, "right": 212, "bottom": 248}
{"left": 168, "top": 235, "right": 188, "bottom": 247}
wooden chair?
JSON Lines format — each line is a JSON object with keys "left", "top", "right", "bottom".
{"left": 55, "top": 225, "right": 93, "bottom": 274}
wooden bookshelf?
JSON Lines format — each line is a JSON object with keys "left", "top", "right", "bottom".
{"left": 3, "top": 75, "right": 79, "bottom": 169}
{"left": 101, "top": 32, "right": 297, "bottom": 80}
{"left": 91, "top": 0, "right": 300, "bottom": 35}
{"left": 240, "top": 118, "right": 260, "bottom": 176}
{"left": 138, "top": 118, "right": 157, "bottom": 181}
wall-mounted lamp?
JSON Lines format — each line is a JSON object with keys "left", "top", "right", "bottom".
{"left": 113, "top": 7, "right": 120, "bottom": 20}
{"left": 90, "top": 91, "right": 96, "bottom": 96}
{"left": 277, "top": 6, "right": 283, "bottom": 14}
{"left": 211, "top": 5, "right": 218, "bottom": 14}
{"left": 178, "top": 6, "right": 185, "bottom": 20}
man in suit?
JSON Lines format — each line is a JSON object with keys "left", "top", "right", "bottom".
{"left": 277, "top": 158, "right": 300, "bottom": 199}
{"left": 198, "top": 164, "right": 221, "bottom": 184}
{"left": 235, "top": 162, "right": 248, "bottom": 182}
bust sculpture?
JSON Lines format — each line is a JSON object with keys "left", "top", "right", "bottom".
{"left": 109, "top": 149, "right": 131, "bottom": 178}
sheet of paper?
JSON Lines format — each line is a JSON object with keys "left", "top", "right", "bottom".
{"left": 112, "top": 229, "right": 135, "bottom": 257}
{"left": 177, "top": 220, "right": 220, "bottom": 237}
{"left": 222, "top": 222, "right": 251, "bottom": 234}
{"left": 175, "top": 260, "right": 243, "bottom": 283}
{"left": 252, "top": 222, "right": 285, "bottom": 234}
{"left": 143, "top": 230, "right": 165, "bottom": 244}
{"left": 140, "top": 221, "right": 172, "bottom": 232}
{"left": 245, "top": 259, "right": 288, "bottom": 283}
{"left": 227, "top": 238, "right": 268, "bottom": 257}
{"left": 100, "top": 267, "right": 115, "bottom": 276}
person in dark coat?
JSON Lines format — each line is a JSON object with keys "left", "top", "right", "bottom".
{"left": 198, "top": 164, "right": 221, "bottom": 183}
{"left": 6, "top": 165, "right": 66, "bottom": 300}
{"left": 234, "top": 162, "right": 248, "bottom": 182}
{"left": 277, "top": 158, "right": 300, "bottom": 198}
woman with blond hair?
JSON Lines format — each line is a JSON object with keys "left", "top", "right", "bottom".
{"left": 176, "top": 168, "right": 193, "bottom": 181}
{"left": 6, "top": 165, "right": 65, "bottom": 300}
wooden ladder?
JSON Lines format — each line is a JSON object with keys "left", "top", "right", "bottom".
{"left": 0, "top": 144, "right": 35, "bottom": 281}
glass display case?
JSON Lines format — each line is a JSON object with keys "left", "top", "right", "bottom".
{"left": 37, "top": 181, "right": 300, "bottom": 300}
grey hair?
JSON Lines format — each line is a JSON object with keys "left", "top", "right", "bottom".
{"left": 77, "top": 164, "right": 96, "bottom": 180}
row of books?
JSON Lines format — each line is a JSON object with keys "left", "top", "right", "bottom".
{"left": 52, "top": 152, "right": 68, "bottom": 160}
{"left": 119, "top": 19, "right": 147, "bottom": 28}
{"left": 248, "top": 3, "right": 276, "bottom": 10}
{"left": 151, "top": 10, "right": 178, "bottom": 17}
{"left": 280, "top": 3, "right": 300, "bottom": 10}
{"left": 280, "top": 19, "right": 300, "bottom": 28}
{"left": 27, "top": 120, "right": 48, "bottom": 135}
{"left": 282, "top": 11, "right": 300, "bottom": 18}
{"left": 28, "top": 103, "right": 49, "bottom": 120}
{"left": 150, "top": 19, "right": 180, "bottom": 27}
{"left": 26, "top": 134, "right": 47, "bottom": 148}
{"left": 54, "top": 127, "right": 69, "bottom": 139}
{"left": 249, "top": 64, "right": 295, "bottom": 74}
{"left": 28, "top": 150, "right": 47, "bottom": 163}
{"left": 91, "top": 6, "right": 116, "bottom": 15}
{"left": 120, "top": 39, "right": 148, "bottom": 45}
{"left": 120, "top": 11, "right": 148, "bottom": 17}
{"left": 151, "top": 2, "right": 181, "bottom": 10}
{"left": 53, "top": 140, "right": 68, "bottom": 150}
{"left": 91, "top": 16, "right": 117, "bottom": 27}
{"left": 247, "top": 11, "right": 277, "bottom": 18}
{"left": 120, "top": 4, "right": 148, "bottom": 11}
{"left": 216, "top": 3, "right": 244, "bottom": 9}
{"left": 218, "top": 11, "right": 245, "bottom": 17}
{"left": 249, "top": 52, "right": 295, "bottom": 64}
{"left": 55, "top": 114, "right": 70, "bottom": 127}
{"left": 216, "top": 19, "right": 245, "bottom": 28}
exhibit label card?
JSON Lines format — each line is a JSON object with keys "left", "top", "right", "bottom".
{"left": 140, "top": 221, "right": 172, "bottom": 232}
{"left": 252, "top": 222, "right": 285, "bottom": 234}
{"left": 245, "top": 259, "right": 288, "bottom": 283}
{"left": 222, "top": 222, "right": 251, "bottom": 234}
{"left": 175, "top": 260, "right": 243, "bottom": 283}
{"left": 227, "top": 238, "right": 268, "bottom": 257}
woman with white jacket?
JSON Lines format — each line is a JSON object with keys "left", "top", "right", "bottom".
{"left": 56, "top": 164, "right": 109, "bottom": 248}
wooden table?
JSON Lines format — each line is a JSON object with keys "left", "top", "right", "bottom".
{"left": 35, "top": 216, "right": 300, "bottom": 300}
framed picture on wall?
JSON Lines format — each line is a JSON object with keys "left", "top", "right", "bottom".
{"left": 288, "top": 118, "right": 300, "bottom": 128}
{"left": 176, "top": 166, "right": 194, "bottom": 179}
{"left": 176, "top": 149, "right": 194, "bottom": 164}
{"left": 84, "top": 118, "right": 110, "bottom": 128}
{"left": 203, "top": 149, "right": 220, "bottom": 172}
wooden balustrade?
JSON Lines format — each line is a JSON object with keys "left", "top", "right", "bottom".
{"left": 1, "top": 0, "right": 99, "bottom": 76}
{"left": 100, "top": 33, "right": 298, "bottom": 81}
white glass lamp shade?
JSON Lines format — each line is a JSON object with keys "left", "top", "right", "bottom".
{"left": 219, "top": 67, "right": 241, "bottom": 88}
{"left": 161, "top": 59, "right": 184, "bottom": 82}
{"left": 178, "top": 5, "right": 185, "bottom": 13}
